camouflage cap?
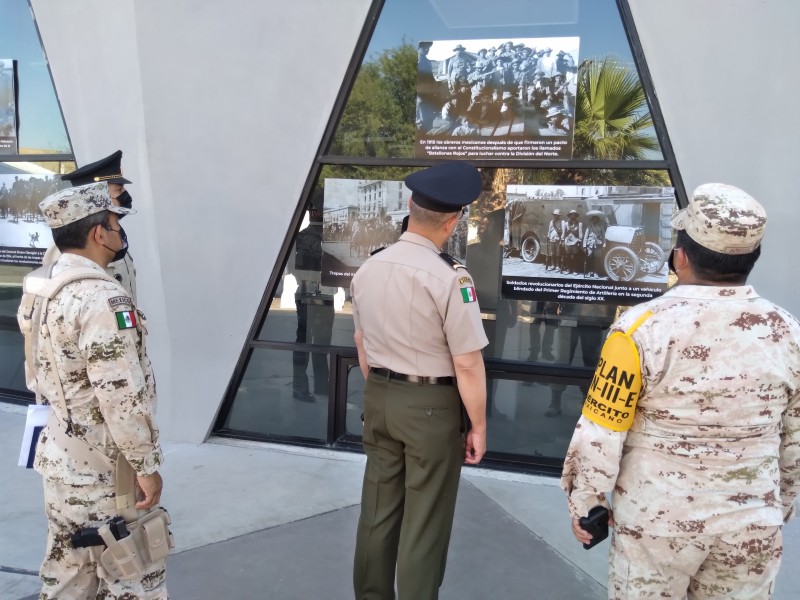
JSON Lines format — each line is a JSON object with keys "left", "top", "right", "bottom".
{"left": 671, "top": 183, "right": 766, "bottom": 255}
{"left": 39, "top": 181, "right": 135, "bottom": 229}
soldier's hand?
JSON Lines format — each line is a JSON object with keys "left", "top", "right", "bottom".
{"left": 572, "top": 517, "right": 592, "bottom": 544}
{"left": 135, "top": 471, "right": 163, "bottom": 509}
{"left": 464, "top": 429, "right": 486, "bottom": 464}
{"left": 571, "top": 509, "right": 614, "bottom": 544}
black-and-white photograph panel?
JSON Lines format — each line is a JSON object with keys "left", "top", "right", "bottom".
{"left": 0, "top": 170, "right": 65, "bottom": 266}
{"left": 0, "top": 59, "right": 18, "bottom": 155}
{"left": 320, "top": 178, "right": 469, "bottom": 288}
{"left": 500, "top": 185, "right": 676, "bottom": 304}
{"left": 415, "top": 37, "right": 579, "bottom": 160}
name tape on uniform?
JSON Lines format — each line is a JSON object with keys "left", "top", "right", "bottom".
{"left": 108, "top": 296, "right": 132, "bottom": 309}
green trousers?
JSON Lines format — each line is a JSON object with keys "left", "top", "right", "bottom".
{"left": 353, "top": 373, "right": 464, "bottom": 600}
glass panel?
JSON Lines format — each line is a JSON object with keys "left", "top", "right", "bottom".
{"left": 259, "top": 166, "right": 674, "bottom": 361}
{"left": 488, "top": 376, "right": 587, "bottom": 458}
{"left": 258, "top": 165, "right": 419, "bottom": 346}
{"left": 469, "top": 167, "right": 675, "bottom": 364}
{"left": 221, "top": 348, "right": 329, "bottom": 441}
{"left": 344, "top": 364, "right": 588, "bottom": 461}
{"left": 0, "top": 265, "right": 29, "bottom": 316}
{"left": 345, "top": 363, "right": 366, "bottom": 436}
{"left": 330, "top": 0, "right": 662, "bottom": 161}
{"left": 0, "top": 0, "right": 72, "bottom": 155}
{"left": 0, "top": 321, "right": 27, "bottom": 393}
{"left": 483, "top": 300, "right": 613, "bottom": 366}
{"left": 0, "top": 162, "right": 74, "bottom": 315}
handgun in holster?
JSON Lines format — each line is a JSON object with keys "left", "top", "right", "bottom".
{"left": 70, "top": 508, "right": 174, "bottom": 580}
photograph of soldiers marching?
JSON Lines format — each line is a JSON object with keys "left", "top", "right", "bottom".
{"left": 500, "top": 185, "right": 675, "bottom": 304}
{"left": 0, "top": 171, "right": 66, "bottom": 265}
{"left": 415, "top": 38, "right": 579, "bottom": 160}
{"left": 0, "top": 59, "right": 18, "bottom": 154}
{"left": 321, "top": 177, "right": 468, "bottom": 288}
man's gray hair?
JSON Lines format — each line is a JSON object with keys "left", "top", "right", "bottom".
{"left": 409, "top": 201, "right": 459, "bottom": 228}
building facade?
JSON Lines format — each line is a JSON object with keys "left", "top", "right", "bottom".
{"left": 1, "top": 0, "right": 799, "bottom": 475}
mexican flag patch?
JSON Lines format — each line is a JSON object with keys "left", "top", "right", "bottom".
{"left": 115, "top": 310, "right": 137, "bottom": 329}
{"left": 460, "top": 286, "right": 477, "bottom": 303}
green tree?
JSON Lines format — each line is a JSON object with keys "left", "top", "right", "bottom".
{"left": 328, "top": 46, "right": 669, "bottom": 186}
{"left": 329, "top": 43, "right": 416, "bottom": 164}
{"left": 573, "top": 56, "right": 660, "bottom": 161}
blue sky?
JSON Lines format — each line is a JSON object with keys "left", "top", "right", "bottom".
{"left": 0, "top": 0, "right": 71, "bottom": 154}
{"left": 366, "top": 0, "right": 635, "bottom": 64}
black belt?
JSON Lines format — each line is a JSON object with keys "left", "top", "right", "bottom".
{"left": 370, "top": 367, "right": 454, "bottom": 386}
{"left": 298, "top": 294, "right": 334, "bottom": 306}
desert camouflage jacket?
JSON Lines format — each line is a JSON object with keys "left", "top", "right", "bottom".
{"left": 561, "top": 284, "right": 800, "bottom": 536}
{"left": 21, "top": 253, "right": 162, "bottom": 483}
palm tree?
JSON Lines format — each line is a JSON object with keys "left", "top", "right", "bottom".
{"left": 572, "top": 56, "right": 661, "bottom": 161}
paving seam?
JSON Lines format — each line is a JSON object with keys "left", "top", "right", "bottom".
{"left": 169, "top": 502, "right": 362, "bottom": 555}
{"left": 0, "top": 566, "right": 38, "bottom": 577}
{"left": 462, "top": 479, "right": 604, "bottom": 588}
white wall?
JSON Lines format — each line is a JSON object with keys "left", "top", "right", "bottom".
{"left": 629, "top": 0, "right": 800, "bottom": 316}
{"left": 29, "top": 0, "right": 800, "bottom": 443}
{"left": 31, "top": 0, "right": 371, "bottom": 441}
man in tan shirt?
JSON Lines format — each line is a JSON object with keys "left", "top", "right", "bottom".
{"left": 351, "top": 162, "right": 488, "bottom": 600}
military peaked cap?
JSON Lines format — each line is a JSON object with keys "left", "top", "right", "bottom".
{"left": 62, "top": 150, "right": 131, "bottom": 186}
{"left": 404, "top": 162, "right": 482, "bottom": 213}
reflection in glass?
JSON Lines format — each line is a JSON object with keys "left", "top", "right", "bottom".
{"left": 258, "top": 203, "right": 356, "bottom": 347}
{"left": 329, "top": 0, "right": 663, "bottom": 161}
{"left": 0, "top": 264, "right": 30, "bottom": 316}
{"left": 482, "top": 300, "right": 614, "bottom": 368}
{"left": 488, "top": 377, "right": 587, "bottom": 458}
{"left": 222, "top": 348, "right": 328, "bottom": 441}
{"left": 0, "top": 162, "right": 77, "bottom": 317}
{"left": 1, "top": 0, "right": 72, "bottom": 154}
{"left": 0, "top": 324, "right": 27, "bottom": 393}
{"left": 345, "top": 364, "right": 366, "bottom": 436}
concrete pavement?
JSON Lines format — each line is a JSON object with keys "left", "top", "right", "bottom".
{"left": 2, "top": 402, "right": 798, "bottom": 599}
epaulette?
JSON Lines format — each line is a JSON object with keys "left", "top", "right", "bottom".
{"left": 438, "top": 252, "right": 467, "bottom": 270}
{"left": 369, "top": 246, "right": 386, "bottom": 256}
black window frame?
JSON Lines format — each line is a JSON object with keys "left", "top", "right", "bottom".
{"left": 213, "top": 0, "right": 688, "bottom": 475}
{"left": 0, "top": 0, "right": 75, "bottom": 403}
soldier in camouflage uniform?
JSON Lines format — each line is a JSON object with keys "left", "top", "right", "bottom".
{"left": 561, "top": 183, "right": 800, "bottom": 599}
{"left": 20, "top": 182, "right": 167, "bottom": 599}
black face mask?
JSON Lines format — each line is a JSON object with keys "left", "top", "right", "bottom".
{"left": 116, "top": 190, "right": 133, "bottom": 210}
{"left": 102, "top": 224, "right": 129, "bottom": 263}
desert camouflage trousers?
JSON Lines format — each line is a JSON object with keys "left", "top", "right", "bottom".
{"left": 609, "top": 523, "right": 782, "bottom": 599}
{"left": 39, "top": 477, "right": 168, "bottom": 600}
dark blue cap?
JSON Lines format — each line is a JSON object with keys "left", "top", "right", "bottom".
{"left": 62, "top": 150, "right": 131, "bottom": 186}
{"left": 404, "top": 162, "right": 482, "bottom": 213}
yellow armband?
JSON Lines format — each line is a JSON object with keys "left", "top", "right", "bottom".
{"left": 581, "top": 311, "right": 652, "bottom": 432}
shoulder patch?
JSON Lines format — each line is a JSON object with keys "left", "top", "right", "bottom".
{"left": 108, "top": 296, "right": 133, "bottom": 309}
{"left": 458, "top": 276, "right": 473, "bottom": 286}
{"left": 460, "top": 286, "right": 477, "bottom": 303}
{"left": 115, "top": 310, "right": 138, "bottom": 330}
{"left": 438, "top": 252, "right": 466, "bottom": 270}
